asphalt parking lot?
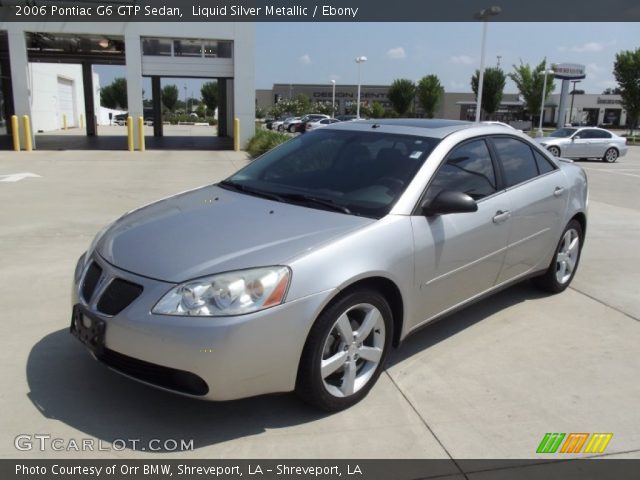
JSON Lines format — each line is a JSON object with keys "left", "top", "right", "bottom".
{"left": 0, "top": 146, "right": 639, "bottom": 463}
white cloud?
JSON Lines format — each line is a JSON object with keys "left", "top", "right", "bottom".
{"left": 449, "top": 55, "right": 475, "bottom": 65}
{"left": 329, "top": 74, "right": 340, "bottom": 82}
{"left": 597, "top": 79, "right": 618, "bottom": 89}
{"left": 386, "top": 47, "right": 406, "bottom": 60}
{"left": 299, "top": 54, "right": 311, "bottom": 65}
{"left": 558, "top": 42, "right": 605, "bottom": 53}
{"left": 449, "top": 80, "right": 466, "bottom": 91}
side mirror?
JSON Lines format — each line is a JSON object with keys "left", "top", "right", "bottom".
{"left": 421, "top": 190, "right": 478, "bottom": 217}
{"left": 573, "top": 135, "right": 580, "bottom": 140}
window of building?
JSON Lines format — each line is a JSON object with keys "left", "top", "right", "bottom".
{"left": 141, "top": 37, "right": 172, "bottom": 56}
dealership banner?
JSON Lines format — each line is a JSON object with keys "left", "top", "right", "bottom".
{"left": 3, "top": 459, "right": 640, "bottom": 479}
{"left": 0, "top": 0, "right": 640, "bottom": 22}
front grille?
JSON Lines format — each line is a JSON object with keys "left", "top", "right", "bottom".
{"left": 81, "top": 262, "right": 102, "bottom": 303}
{"left": 97, "top": 278, "right": 143, "bottom": 316}
{"left": 99, "top": 348, "right": 209, "bottom": 396}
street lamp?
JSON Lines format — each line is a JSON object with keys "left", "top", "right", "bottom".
{"left": 355, "top": 56, "right": 367, "bottom": 118}
{"left": 331, "top": 79, "right": 336, "bottom": 117}
{"left": 569, "top": 80, "right": 582, "bottom": 125}
{"left": 183, "top": 84, "right": 187, "bottom": 113}
{"left": 473, "top": 5, "right": 501, "bottom": 123}
{"left": 538, "top": 67, "right": 555, "bottom": 137}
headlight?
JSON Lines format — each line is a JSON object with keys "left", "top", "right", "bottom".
{"left": 152, "top": 267, "right": 291, "bottom": 317}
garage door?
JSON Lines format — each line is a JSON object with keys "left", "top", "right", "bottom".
{"left": 57, "top": 77, "right": 75, "bottom": 129}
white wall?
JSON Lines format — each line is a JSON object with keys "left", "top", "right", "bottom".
{"left": 28, "top": 63, "right": 85, "bottom": 132}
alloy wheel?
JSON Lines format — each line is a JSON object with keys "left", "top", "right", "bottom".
{"left": 556, "top": 228, "right": 580, "bottom": 285}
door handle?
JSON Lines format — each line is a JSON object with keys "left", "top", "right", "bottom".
{"left": 493, "top": 210, "right": 511, "bottom": 224}
{"left": 554, "top": 187, "right": 565, "bottom": 197}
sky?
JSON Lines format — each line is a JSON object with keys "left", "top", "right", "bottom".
{"left": 94, "top": 22, "right": 640, "bottom": 97}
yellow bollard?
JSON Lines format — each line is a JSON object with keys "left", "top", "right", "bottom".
{"left": 233, "top": 117, "right": 240, "bottom": 152}
{"left": 22, "top": 115, "right": 32, "bottom": 152}
{"left": 11, "top": 115, "right": 20, "bottom": 151}
{"left": 80, "top": 114, "right": 84, "bottom": 129}
{"left": 137, "top": 116, "right": 145, "bottom": 152}
{"left": 127, "top": 116, "right": 134, "bottom": 152}
{"left": 63, "top": 114, "right": 68, "bottom": 130}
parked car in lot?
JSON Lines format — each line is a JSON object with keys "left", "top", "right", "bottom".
{"left": 290, "top": 114, "right": 330, "bottom": 133}
{"left": 305, "top": 118, "right": 341, "bottom": 132}
{"left": 281, "top": 116, "right": 301, "bottom": 133}
{"left": 272, "top": 117, "right": 295, "bottom": 132}
{"left": 535, "top": 126, "right": 628, "bottom": 162}
{"left": 72, "top": 119, "right": 588, "bottom": 411}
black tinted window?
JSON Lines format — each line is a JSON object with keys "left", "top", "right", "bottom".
{"left": 592, "top": 129, "right": 612, "bottom": 139}
{"left": 533, "top": 149, "right": 556, "bottom": 174}
{"left": 227, "top": 130, "right": 439, "bottom": 218}
{"left": 427, "top": 139, "right": 497, "bottom": 201}
{"left": 492, "top": 137, "right": 539, "bottom": 187}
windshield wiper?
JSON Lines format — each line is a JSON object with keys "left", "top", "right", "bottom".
{"left": 219, "top": 181, "right": 285, "bottom": 202}
{"left": 276, "top": 192, "right": 352, "bottom": 215}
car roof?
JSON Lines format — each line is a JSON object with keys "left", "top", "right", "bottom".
{"left": 324, "top": 118, "right": 477, "bottom": 139}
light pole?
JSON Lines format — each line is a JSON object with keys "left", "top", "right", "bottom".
{"left": 569, "top": 80, "right": 581, "bottom": 126}
{"left": 538, "top": 67, "right": 555, "bottom": 137}
{"left": 183, "top": 84, "right": 187, "bottom": 114}
{"left": 473, "top": 6, "right": 501, "bottom": 123}
{"left": 331, "top": 79, "right": 336, "bottom": 117}
{"left": 355, "top": 56, "right": 367, "bottom": 118}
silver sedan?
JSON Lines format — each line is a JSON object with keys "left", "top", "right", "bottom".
{"left": 71, "top": 120, "right": 588, "bottom": 411}
{"left": 535, "top": 126, "right": 628, "bottom": 162}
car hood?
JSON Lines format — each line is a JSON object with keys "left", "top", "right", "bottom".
{"left": 97, "top": 185, "right": 374, "bottom": 283}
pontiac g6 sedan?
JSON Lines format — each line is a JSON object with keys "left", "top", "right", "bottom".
{"left": 71, "top": 119, "right": 588, "bottom": 411}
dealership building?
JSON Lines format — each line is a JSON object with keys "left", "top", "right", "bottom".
{"left": 257, "top": 84, "right": 629, "bottom": 128}
{"left": 0, "top": 22, "right": 255, "bottom": 149}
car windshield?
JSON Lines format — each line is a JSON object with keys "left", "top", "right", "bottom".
{"left": 222, "top": 129, "right": 440, "bottom": 218}
{"left": 549, "top": 128, "right": 578, "bottom": 138}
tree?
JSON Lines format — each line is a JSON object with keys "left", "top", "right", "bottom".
{"left": 387, "top": 79, "right": 416, "bottom": 116}
{"left": 471, "top": 67, "right": 506, "bottom": 120}
{"left": 416, "top": 75, "right": 444, "bottom": 118}
{"left": 602, "top": 87, "right": 622, "bottom": 95}
{"left": 201, "top": 81, "right": 218, "bottom": 115}
{"left": 508, "top": 59, "right": 555, "bottom": 124}
{"left": 613, "top": 48, "right": 640, "bottom": 134}
{"left": 370, "top": 101, "right": 385, "bottom": 119}
{"left": 100, "top": 78, "right": 127, "bottom": 110}
{"left": 161, "top": 85, "right": 179, "bottom": 112}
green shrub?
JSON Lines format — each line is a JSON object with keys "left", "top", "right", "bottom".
{"left": 246, "top": 130, "right": 289, "bottom": 158}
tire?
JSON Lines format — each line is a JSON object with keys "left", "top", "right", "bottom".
{"left": 603, "top": 148, "right": 618, "bottom": 163}
{"left": 547, "top": 146, "right": 561, "bottom": 157}
{"left": 532, "top": 219, "right": 583, "bottom": 293}
{"left": 277, "top": 125, "right": 283, "bottom": 132}
{"left": 296, "top": 289, "right": 393, "bottom": 411}
{"left": 288, "top": 125, "right": 296, "bottom": 133}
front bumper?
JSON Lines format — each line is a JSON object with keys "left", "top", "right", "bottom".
{"left": 71, "top": 253, "right": 334, "bottom": 401}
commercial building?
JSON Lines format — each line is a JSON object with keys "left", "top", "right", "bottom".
{"left": 0, "top": 23, "right": 255, "bottom": 149}
{"left": 257, "top": 83, "right": 629, "bottom": 128}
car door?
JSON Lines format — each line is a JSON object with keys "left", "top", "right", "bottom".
{"left": 567, "top": 129, "right": 592, "bottom": 157}
{"left": 588, "top": 129, "right": 611, "bottom": 157}
{"left": 411, "top": 138, "right": 511, "bottom": 324}
{"left": 490, "top": 137, "right": 568, "bottom": 283}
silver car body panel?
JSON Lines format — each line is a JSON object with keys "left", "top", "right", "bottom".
{"left": 74, "top": 120, "right": 588, "bottom": 401}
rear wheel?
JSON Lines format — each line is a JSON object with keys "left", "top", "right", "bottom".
{"left": 603, "top": 148, "right": 618, "bottom": 163}
{"left": 296, "top": 289, "right": 392, "bottom": 411}
{"left": 533, "top": 220, "right": 583, "bottom": 293}
{"left": 547, "top": 146, "right": 561, "bottom": 157}
{"left": 288, "top": 125, "right": 296, "bottom": 133}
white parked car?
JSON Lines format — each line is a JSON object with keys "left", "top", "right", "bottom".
{"left": 273, "top": 117, "right": 297, "bottom": 133}
{"left": 535, "top": 127, "right": 628, "bottom": 163}
{"left": 305, "top": 118, "right": 341, "bottom": 132}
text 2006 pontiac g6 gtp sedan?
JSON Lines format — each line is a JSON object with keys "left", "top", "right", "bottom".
{"left": 72, "top": 119, "right": 588, "bottom": 411}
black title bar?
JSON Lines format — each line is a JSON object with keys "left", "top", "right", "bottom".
{"left": 1, "top": 0, "right": 640, "bottom": 22}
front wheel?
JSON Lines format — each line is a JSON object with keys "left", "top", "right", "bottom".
{"left": 603, "top": 148, "right": 618, "bottom": 163}
{"left": 533, "top": 219, "right": 583, "bottom": 293}
{"left": 288, "top": 125, "right": 296, "bottom": 133}
{"left": 547, "top": 146, "right": 561, "bottom": 157}
{"left": 296, "top": 289, "right": 392, "bottom": 411}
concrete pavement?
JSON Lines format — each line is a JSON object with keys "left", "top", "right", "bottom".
{"left": 0, "top": 147, "right": 638, "bottom": 463}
